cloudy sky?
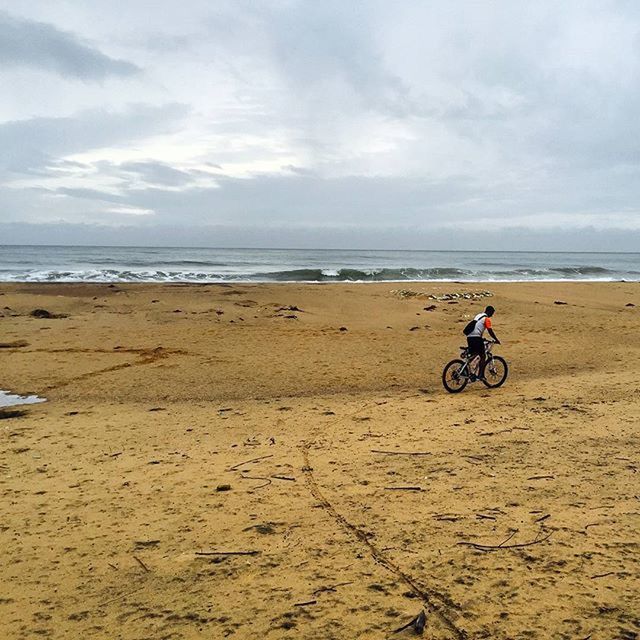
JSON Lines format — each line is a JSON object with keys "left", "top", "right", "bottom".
{"left": 2, "top": 0, "right": 640, "bottom": 249}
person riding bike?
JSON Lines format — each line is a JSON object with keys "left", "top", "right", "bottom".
{"left": 466, "top": 305, "right": 500, "bottom": 381}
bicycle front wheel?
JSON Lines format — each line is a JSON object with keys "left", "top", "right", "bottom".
{"left": 482, "top": 356, "right": 508, "bottom": 388}
{"left": 442, "top": 359, "right": 468, "bottom": 393}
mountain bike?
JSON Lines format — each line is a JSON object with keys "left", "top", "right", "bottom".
{"left": 442, "top": 339, "right": 508, "bottom": 393}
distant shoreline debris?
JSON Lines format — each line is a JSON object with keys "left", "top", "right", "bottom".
{"left": 391, "top": 289, "right": 493, "bottom": 301}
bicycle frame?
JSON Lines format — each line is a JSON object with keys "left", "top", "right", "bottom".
{"left": 458, "top": 340, "right": 495, "bottom": 379}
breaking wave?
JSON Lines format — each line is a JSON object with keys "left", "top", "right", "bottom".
{"left": 0, "top": 264, "right": 634, "bottom": 283}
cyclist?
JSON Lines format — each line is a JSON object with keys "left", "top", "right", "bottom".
{"left": 467, "top": 305, "right": 500, "bottom": 381}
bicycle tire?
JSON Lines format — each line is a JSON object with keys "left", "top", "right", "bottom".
{"left": 442, "top": 359, "right": 468, "bottom": 393}
{"left": 482, "top": 356, "right": 508, "bottom": 388}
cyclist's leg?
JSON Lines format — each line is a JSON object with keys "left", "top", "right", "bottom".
{"left": 467, "top": 337, "right": 484, "bottom": 380}
{"left": 479, "top": 350, "right": 487, "bottom": 379}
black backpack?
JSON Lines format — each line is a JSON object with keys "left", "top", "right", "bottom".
{"left": 463, "top": 313, "right": 486, "bottom": 336}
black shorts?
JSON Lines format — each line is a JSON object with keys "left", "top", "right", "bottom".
{"left": 467, "top": 336, "right": 484, "bottom": 357}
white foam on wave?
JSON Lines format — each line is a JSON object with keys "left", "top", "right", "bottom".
{"left": 0, "top": 267, "right": 634, "bottom": 284}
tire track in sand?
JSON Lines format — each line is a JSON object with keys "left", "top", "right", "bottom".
{"left": 42, "top": 347, "right": 187, "bottom": 391}
{"left": 301, "top": 443, "right": 467, "bottom": 639}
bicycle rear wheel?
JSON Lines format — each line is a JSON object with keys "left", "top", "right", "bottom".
{"left": 442, "top": 359, "right": 468, "bottom": 393}
{"left": 482, "top": 356, "right": 508, "bottom": 388}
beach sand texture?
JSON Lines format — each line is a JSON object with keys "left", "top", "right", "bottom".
{"left": 0, "top": 282, "right": 638, "bottom": 639}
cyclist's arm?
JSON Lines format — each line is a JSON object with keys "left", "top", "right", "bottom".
{"left": 487, "top": 328, "right": 500, "bottom": 344}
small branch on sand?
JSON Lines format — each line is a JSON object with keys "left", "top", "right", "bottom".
{"left": 312, "top": 581, "right": 353, "bottom": 596}
{"left": 99, "top": 586, "right": 145, "bottom": 607}
{"left": 227, "top": 454, "right": 273, "bottom": 471}
{"left": 384, "top": 486, "right": 423, "bottom": 491}
{"left": 458, "top": 531, "right": 552, "bottom": 551}
{"left": 534, "top": 514, "right": 551, "bottom": 523}
{"left": 527, "top": 475, "right": 555, "bottom": 480}
{"left": 133, "top": 555, "right": 150, "bottom": 572}
{"left": 479, "top": 428, "right": 513, "bottom": 436}
{"left": 293, "top": 600, "right": 317, "bottom": 607}
{"left": 195, "top": 550, "right": 260, "bottom": 556}
{"left": 271, "top": 475, "right": 296, "bottom": 481}
{"left": 590, "top": 572, "right": 614, "bottom": 579}
{"left": 393, "top": 610, "right": 427, "bottom": 635}
{"left": 371, "top": 450, "right": 431, "bottom": 456}
{"left": 476, "top": 514, "right": 497, "bottom": 521}
{"left": 239, "top": 475, "right": 272, "bottom": 490}
{"left": 497, "top": 530, "right": 518, "bottom": 547}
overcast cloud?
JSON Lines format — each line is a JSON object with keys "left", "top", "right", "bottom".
{"left": 1, "top": 0, "right": 640, "bottom": 249}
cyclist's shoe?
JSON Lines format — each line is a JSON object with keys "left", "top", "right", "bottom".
{"left": 469, "top": 374, "right": 477, "bottom": 382}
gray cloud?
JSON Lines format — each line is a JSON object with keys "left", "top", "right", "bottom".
{"left": 118, "top": 161, "right": 196, "bottom": 187}
{"left": 0, "top": 9, "right": 140, "bottom": 80}
{"left": 265, "top": 2, "right": 409, "bottom": 115}
{"left": 36, "top": 164, "right": 640, "bottom": 235}
{"left": 0, "top": 11, "right": 140, "bottom": 80}
{"left": 55, "top": 187, "right": 126, "bottom": 205}
{"left": 116, "top": 173, "right": 477, "bottom": 227}
{"left": 0, "top": 103, "right": 189, "bottom": 173}
{"left": 2, "top": 220, "right": 639, "bottom": 252}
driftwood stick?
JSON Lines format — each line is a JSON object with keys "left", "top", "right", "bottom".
{"left": 271, "top": 475, "right": 296, "bottom": 481}
{"left": 99, "top": 586, "right": 145, "bottom": 607}
{"left": 239, "top": 475, "right": 272, "bottom": 490}
{"left": 312, "top": 581, "right": 353, "bottom": 596}
{"left": 293, "top": 600, "right": 317, "bottom": 607}
{"left": 392, "top": 611, "right": 426, "bottom": 635}
{"left": 227, "top": 454, "right": 274, "bottom": 471}
{"left": 133, "top": 555, "right": 150, "bottom": 572}
{"left": 590, "top": 572, "right": 614, "bottom": 579}
{"left": 497, "top": 530, "right": 518, "bottom": 547}
{"left": 527, "top": 475, "right": 555, "bottom": 480}
{"left": 371, "top": 450, "right": 431, "bottom": 456}
{"left": 393, "top": 616, "right": 418, "bottom": 634}
{"left": 195, "top": 550, "right": 260, "bottom": 556}
{"left": 458, "top": 531, "right": 552, "bottom": 551}
{"left": 384, "top": 486, "right": 423, "bottom": 491}
{"left": 434, "top": 514, "right": 463, "bottom": 522}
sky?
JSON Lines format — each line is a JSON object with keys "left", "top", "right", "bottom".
{"left": 2, "top": 0, "right": 640, "bottom": 250}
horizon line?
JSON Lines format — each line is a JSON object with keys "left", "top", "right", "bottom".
{"left": 1, "top": 243, "right": 639, "bottom": 255}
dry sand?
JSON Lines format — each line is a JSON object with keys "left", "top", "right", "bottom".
{"left": 0, "top": 281, "right": 638, "bottom": 640}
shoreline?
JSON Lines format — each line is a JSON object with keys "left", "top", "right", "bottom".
{"left": 1, "top": 277, "right": 638, "bottom": 284}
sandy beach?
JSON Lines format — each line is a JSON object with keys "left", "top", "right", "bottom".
{"left": 0, "top": 281, "right": 638, "bottom": 640}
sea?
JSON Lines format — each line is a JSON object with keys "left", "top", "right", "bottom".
{"left": 0, "top": 246, "right": 639, "bottom": 283}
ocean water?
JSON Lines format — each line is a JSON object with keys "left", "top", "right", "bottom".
{"left": 0, "top": 245, "right": 639, "bottom": 283}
